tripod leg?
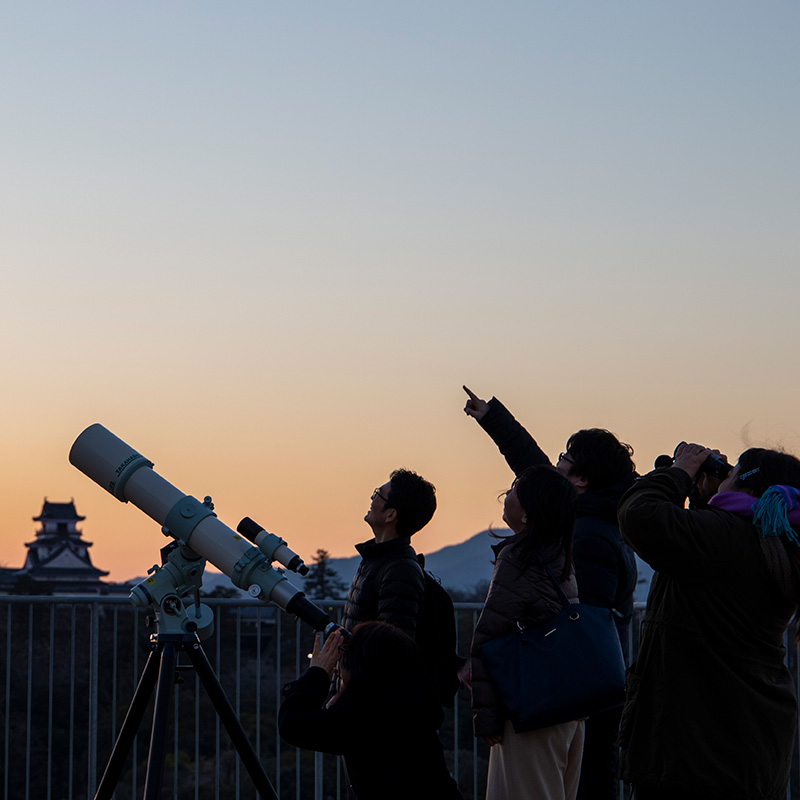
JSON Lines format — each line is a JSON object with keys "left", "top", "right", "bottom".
{"left": 94, "top": 647, "right": 161, "bottom": 800}
{"left": 143, "top": 641, "right": 178, "bottom": 800}
{"left": 187, "top": 642, "right": 279, "bottom": 800}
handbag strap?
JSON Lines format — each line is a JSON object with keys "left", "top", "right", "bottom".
{"left": 533, "top": 551, "right": 574, "bottom": 612}
{"left": 511, "top": 550, "right": 576, "bottom": 630}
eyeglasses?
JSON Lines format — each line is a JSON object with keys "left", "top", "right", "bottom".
{"left": 558, "top": 452, "right": 575, "bottom": 465}
{"left": 372, "top": 488, "right": 389, "bottom": 503}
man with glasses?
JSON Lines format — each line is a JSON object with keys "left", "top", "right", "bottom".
{"left": 462, "top": 386, "right": 637, "bottom": 800}
{"left": 341, "top": 469, "right": 437, "bottom": 637}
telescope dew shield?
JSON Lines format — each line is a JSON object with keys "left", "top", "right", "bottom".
{"left": 69, "top": 424, "right": 336, "bottom": 631}
{"left": 68, "top": 423, "right": 155, "bottom": 501}
{"left": 69, "top": 425, "right": 261, "bottom": 575}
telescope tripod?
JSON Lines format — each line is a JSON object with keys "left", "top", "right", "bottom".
{"left": 94, "top": 631, "right": 278, "bottom": 800}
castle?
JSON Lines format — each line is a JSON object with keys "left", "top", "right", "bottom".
{"left": 0, "top": 499, "right": 120, "bottom": 595}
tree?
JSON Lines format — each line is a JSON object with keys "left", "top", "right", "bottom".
{"left": 304, "top": 549, "right": 348, "bottom": 600}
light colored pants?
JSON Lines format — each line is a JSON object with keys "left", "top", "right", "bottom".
{"left": 486, "top": 718, "right": 585, "bottom": 800}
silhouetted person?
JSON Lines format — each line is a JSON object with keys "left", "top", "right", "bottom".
{"left": 463, "top": 386, "right": 637, "bottom": 800}
{"left": 618, "top": 443, "right": 800, "bottom": 799}
{"left": 465, "top": 466, "right": 584, "bottom": 800}
{"left": 341, "top": 468, "right": 436, "bottom": 636}
{"left": 279, "top": 622, "right": 463, "bottom": 800}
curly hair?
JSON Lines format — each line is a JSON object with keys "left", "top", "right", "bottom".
{"left": 564, "top": 428, "right": 635, "bottom": 491}
{"left": 385, "top": 469, "right": 437, "bottom": 537}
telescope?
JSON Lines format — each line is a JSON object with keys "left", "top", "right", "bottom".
{"left": 69, "top": 423, "right": 336, "bottom": 634}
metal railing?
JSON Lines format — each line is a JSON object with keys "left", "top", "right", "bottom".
{"left": 1, "top": 596, "right": 797, "bottom": 799}
{"left": 0, "top": 595, "right": 488, "bottom": 800}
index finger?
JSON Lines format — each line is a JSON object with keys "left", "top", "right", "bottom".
{"left": 463, "top": 385, "right": 479, "bottom": 401}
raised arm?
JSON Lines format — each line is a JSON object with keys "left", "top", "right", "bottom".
{"left": 463, "top": 385, "right": 551, "bottom": 477}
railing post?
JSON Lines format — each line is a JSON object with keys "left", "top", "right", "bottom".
{"left": 4, "top": 605, "right": 11, "bottom": 800}
{"left": 26, "top": 604, "right": 33, "bottom": 800}
{"left": 314, "top": 751, "right": 324, "bottom": 800}
{"left": 88, "top": 602, "right": 99, "bottom": 798}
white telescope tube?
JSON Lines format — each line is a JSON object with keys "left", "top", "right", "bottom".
{"left": 69, "top": 424, "right": 335, "bottom": 629}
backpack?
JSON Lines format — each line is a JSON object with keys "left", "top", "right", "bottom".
{"left": 415, "top": 554, "right": 466, "bottom": 708}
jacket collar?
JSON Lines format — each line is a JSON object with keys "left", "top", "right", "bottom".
{"left": 355, "top": 536, "right": 414, "bottom": 558}
{"left": 576, "top": 472, "right": 637, "bottom": 523}
{"left": 490, "top": 534, "right": 565, "bottom": 566}
{"left": 490, "top": 531, "right": 526, "bottom": 558}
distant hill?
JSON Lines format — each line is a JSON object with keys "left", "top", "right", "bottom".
{"left": 315, "top": 529, "right": 502, "bottom": 595}
{"left": 132, "top": 529, "right": 505, "bottom": 598}
{"left": 296, "top": 530, "right": 655, "bottom": 602}
{"left": 129, "top": 528, "right": 655, "bottom": 602}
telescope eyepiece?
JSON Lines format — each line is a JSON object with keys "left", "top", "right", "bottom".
{"left": 290, "top": 558, "right": 310, "bottom": 577}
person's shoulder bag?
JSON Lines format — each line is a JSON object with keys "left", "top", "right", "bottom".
{"left": 479, "top": 556, "right": 626, "bottom": 732}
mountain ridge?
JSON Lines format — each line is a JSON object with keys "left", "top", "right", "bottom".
{"left": 184, "top": 528, "right": 653, "bottom": 603}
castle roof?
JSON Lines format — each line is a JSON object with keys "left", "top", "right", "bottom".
{"left": 23, "top": 542, "right": 108, "bottom": 576}
{"left": 33, "top": 499, "right": 86, "bottom": 523}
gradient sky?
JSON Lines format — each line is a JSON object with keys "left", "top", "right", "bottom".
{"left": 2, "top": 2, "right": 799, "bottom": 583}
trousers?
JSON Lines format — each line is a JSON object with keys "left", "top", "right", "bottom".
{"left": 486, "top": 718, "right": 585, "bottom": 800}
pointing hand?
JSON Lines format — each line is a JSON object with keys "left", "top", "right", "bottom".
{"left": 463, "top": 385, "right": 489, "bottom": 421}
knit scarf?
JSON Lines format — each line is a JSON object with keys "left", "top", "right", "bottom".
{"left": 709, "top": 487, "right": 800, "bottom": 546}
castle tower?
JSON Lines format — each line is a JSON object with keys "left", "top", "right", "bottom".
{"left": 18, "top": 499, "right": 109, "bottom": 594}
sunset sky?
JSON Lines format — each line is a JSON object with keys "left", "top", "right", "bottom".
{"left": 2, "top": 2, "right": 799, "bottom": 584}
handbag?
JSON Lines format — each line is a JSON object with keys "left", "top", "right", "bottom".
{"left": 479, "top": 558, "right": 626, "bottom": 732}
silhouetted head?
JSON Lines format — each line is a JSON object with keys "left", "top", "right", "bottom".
{"left": 558, "top": 428, "right": 636, "bottom": 493}
{"left": 724, "top": 448, "right": 800, "bottom": 497}
{"left": 504, "top": 465, "right": 577, "bottom": 575}
{"left": 383, "top": 468, "right": 437, "bottom": 537}
{"left": 340, "top": 621, "right": 423, "bottom": 694}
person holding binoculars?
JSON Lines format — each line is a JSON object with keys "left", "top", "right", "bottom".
{"left": 618, "top": 443, "right": 800, "bottom": 800}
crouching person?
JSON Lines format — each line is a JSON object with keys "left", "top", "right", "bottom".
{"left": 279, "top": 621, "right": 463, "bottom": 800}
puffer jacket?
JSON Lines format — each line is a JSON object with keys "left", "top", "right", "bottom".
{"left": 341, "top": 536, "right": 425, "bottom": 636}
{"left": 470, "top": 536, "right": 578, "bottom": 738}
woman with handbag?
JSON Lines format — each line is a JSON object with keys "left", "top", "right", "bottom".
{"left": 618, "top": 444, "right": 800, "bottom": 800}
{"left": 464, "top": 465, "right": 585, "bottom": 800}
